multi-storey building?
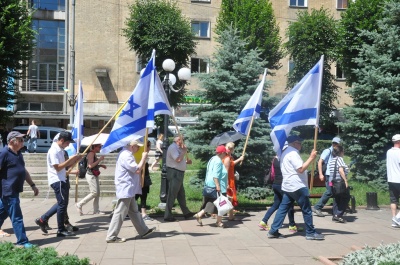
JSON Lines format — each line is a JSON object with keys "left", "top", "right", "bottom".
{"left": 11, "top": 0, "right": 350, "bottom": 133}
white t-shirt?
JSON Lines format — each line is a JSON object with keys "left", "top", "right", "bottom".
{"left": 28, "top": 124, "right": 39, "bottom": 138}
{"left": 47, "top": 142, "right": 67, "bottom": 185}
{"left": 387, "top": 147, "right": 400, "bottom": 183}
{"left": 280, "top": 146, "right": 308, "bottom": 192}
{"left": 114, "top": 148, "right": 142, "bottom": 199}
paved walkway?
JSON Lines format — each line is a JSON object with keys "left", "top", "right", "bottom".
{"left": 0, "top": 197, "right": 398, "bottom": 265}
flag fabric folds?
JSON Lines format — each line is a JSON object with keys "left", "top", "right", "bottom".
{"left": 233, "top": 69, "right": 267, "bottom": 135}
{"left": 269, "top": 56, "right": 323, "bottom": 155}
{"left": 66, "top": 80, "right": 84, "bottom": 156}
{"left": 101, "top": 50, "right": 172, "bottom": 154}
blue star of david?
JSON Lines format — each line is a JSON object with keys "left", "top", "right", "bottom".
{"left": 120, "top": 95, "right": 141, "bottom": 118}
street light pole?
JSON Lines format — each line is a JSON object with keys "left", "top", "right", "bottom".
{"left": 158, "top": 59, "right": 191, "bottom": 209}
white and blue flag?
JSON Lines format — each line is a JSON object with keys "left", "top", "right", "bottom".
{"left": 66, "top": 80, "right": 84, "bottom": 156}
{"left": 233, "top": 69, "right": 267, "bottom": 135}
{"left": 101, "top": 50, "right": 172, "bottom": 154}
{"left": 269, "top": 56, "right": 323, "bottom": 155}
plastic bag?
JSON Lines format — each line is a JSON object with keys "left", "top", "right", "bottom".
{"left": 213, "top": 193, "right": 233, "bottom": 216}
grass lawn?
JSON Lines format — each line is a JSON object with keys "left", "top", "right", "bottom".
{"left": 144, "top": 155, "right": 390, "bottom": 215}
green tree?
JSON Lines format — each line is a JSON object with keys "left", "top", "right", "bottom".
{"left": 0, "top": 1, "right": 35, "bottom": 123}
{"left": 123, "top": 0, "right": 196, "bottom": 107}
{"left": 216, "top": 0, "right": 283, "bottom": 72}
{"left": 186, "top": 25, "right": 275, "bottom": 194}
{"left": 339, "top": 0, "right": 387, "bottom": 86}
{"left": 285, "top": 8, "right": 340, "bottom": 129}
{"left": 339, "top": 0, "right": 400, "bottom": 188}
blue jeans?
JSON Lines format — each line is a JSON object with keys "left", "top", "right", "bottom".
{"left": 262, "top": 184, "right": 295, "bottom": 226}
{"left": 0, "top": 194, "right": 29, "bottom": 245}
{"left": 28, "top": 137, "right": 37, "bottom": 152}
{"left": 270, "top": 187, "right": 316, "bottom": 236}
{"left": 42, "top": 181, "right": 69, "bottom": 231}
{"left": 313, "top": 177, "right": 332, "bottom": 210}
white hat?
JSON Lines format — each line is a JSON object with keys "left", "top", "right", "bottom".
{"left": 332, "top": 137, "right": 341, "bottom": 144}
{"left": 392, "top": 134, "right": 400, "bottom": 142}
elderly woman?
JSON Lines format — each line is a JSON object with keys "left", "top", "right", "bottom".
{"left": 223, "top": 142, "right": 244, "bottom": 221}
{"left": 194, "top": 145, "right": 228, "bottom": 228}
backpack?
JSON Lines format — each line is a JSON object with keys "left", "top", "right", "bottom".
{"left": 264, "top": 157, "right": 276, "bottom": 185}
{"left": 78, "top": 155, "right": 88, "bottom": 179}
{"left": 321, "top": 149, "right": 332, "bottom": 174}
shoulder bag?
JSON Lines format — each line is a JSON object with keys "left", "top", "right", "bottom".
{"left": 332, "top": 158, "right": 346, "bottom": 196}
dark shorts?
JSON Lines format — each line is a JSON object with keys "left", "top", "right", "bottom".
{"left": 155, "top": 151, "right": 162, "bottom": 159}
{"left": 388, "top": 182, "right": 400, "bottom": 204}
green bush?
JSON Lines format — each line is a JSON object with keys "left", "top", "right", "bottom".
{"left": 301, "top": 140, "right": 332, "bottom": 154}
{"left": 341, "top": 242, "right": 400, "bottom": 265}
{"left": 242, "top": 186, "right": 272, "bottom": 200}
{"left": 0, "top": 242, "right": 90, "bottom": 265}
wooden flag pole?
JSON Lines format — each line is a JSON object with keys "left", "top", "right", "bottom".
{"left": 240, "top": 115, "right": 255, "bottom": 166}
{"left": 309, "top": 126, "right": 319, "bottom": 192}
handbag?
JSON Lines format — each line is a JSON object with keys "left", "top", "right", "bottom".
{"left": 144, "top": 175, "right": 152, "bottom": 187}
{"left": 331, "top": 158, "right": 346, "bottom": 195}
{"left": 213, "top": 193, "right": 233, "bottom": 216}
{"left": 202, "top": 185, "right": 217, "bottom": 199}
{"left": 91, "top": 169, "right": 101, "bottom": 177}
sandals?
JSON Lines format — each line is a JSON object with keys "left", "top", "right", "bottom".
{"left": 75, "top": 203, "right": 83, "bottom": 216}
{"left": 216, "top": 222, "right": 225, "bottom": 228}
{"left": 193, "top": 213, "right": 203, "bottom": 226}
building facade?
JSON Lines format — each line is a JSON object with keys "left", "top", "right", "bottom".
{"left": 11, "top": 0, "right": 350, "bottom": 133}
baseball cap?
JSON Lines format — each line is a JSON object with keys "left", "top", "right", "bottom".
{"left": 216, "top": 145, "right": 227, "bottom": 154}
{"left": 58, "top": 131, "right": 75, "bottom": 143}
{"left": 287, "top": 135, "right": 303, "bottom": 144}
{"left": 7, "top": 131, "right": 25, "bottom": 142}
{"left": 332, "top": 137, "right": 341, "bottom": 144}
{"left": 392, "top": 134, "right": 400, "bottom": 142}
{"left": 129, "top": 140, "right": 144, "bottom": 147}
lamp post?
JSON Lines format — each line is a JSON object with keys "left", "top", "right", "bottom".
{"left": 159, "top": 59, "right": 191, "bottom": 209}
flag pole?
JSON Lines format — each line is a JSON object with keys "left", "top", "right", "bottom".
{"left": 240, "top": 115, "right": 255, "bottom": 166}
{"left": 310, "top": 55, "right": 324, "bottom": 192}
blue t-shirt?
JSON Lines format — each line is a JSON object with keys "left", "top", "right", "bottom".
{"left": 205, "top": 155, "right": 228, "bottom": 193}
{"left": 0, "top": 147, "right": 26, "bottom": 196}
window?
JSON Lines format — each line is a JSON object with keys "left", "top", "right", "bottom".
{"left": 337, "top": 0, "right": 348, "bottom": 9}
{"left": 136, "top": 55, "right": 146, "bottom": 73}
{"left": 289, "top": 0, "right": 306, "bottom": 7}
{"left": 191, "top": 21, "right": 210, "bottom": 38}
{"left": 32, "top": 0, "right": 65, "bottom": 11}
{"left": 191, "top": 58, "right": 209, "bottom": 73}
{"left": 336, "top": 64, "right": 346, "bottom": 80}
{"left": 91, "top": 120, "right": 99, "bottom": 128}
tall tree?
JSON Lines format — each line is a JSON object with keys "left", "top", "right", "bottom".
{"left": 285, "top": 8, "right": 340, "bottom": 129}
{"left": 340, "top": 0, "right": 400, "bottom": 188}
{"left": 186, "top": 25, "right": 275, "bottom": 191}
{"left": 339, "top": 0, "right": 387, "bottom": 86}
{"left": 123, "top": 0, "right": 196, "bottom": 107}
{"left": 0, "top": 1, "right": 35, "bottom": 123}
{"left": 216, "top": 0, "right": 283, "bottom": 72}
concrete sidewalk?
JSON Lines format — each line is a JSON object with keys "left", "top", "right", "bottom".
{"left": 0, "top": 197, "right": 398, "bottom": 265}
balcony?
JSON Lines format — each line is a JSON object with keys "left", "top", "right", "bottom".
{"left": 20, "top": 79, "right": 64, "bottom": 94}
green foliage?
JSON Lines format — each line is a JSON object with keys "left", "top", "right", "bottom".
{"left": 285, "top": 8, "right": 340, "bottom": 129}
{"left": 123, "top": 0, "right": 196, "bottom": 107}
{"left": 339, "top": 0, "right": 387, "bottom": 86}
{"left": 0, "top": 242, "right": 90, "bottom": 265}
{"left": 243, "top": 186, "right": 272, "bottom": 200}
{"left": 301, "top": 140, "right": 332, "bottom": 154}
{"left": 339, "top": 1, "right": 400, "bottom": 188}
{"left": 341, "top": 242, "right": 400, "bottom": 265}
{"left": 0, "top": 1, "right": 36, "bottom": 123}
{"left": 185, "top": 25, "right": 275, "bottom": 191}
{"left": 216, "top": 0, "right": 283, "bottom": 72}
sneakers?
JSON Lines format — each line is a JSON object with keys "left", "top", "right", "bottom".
{"left": 35, "top": 218, "right": 48, "bottom": 234}
{"left": 57, "top": 230, "right": 75, "bottom": 237}
{"left": 141, "top": 227, "right": 156, "bottom": 238}
{"left": 392, "top": 216, "right": 400, "bottom": 226}
{"left": 142, "top": 215, "right": 154, "bottom": 221}
{"left": 332, "top": 216, "right": 346, "bottom": 223}
{"left": 16, "top": 242, "right": 35, "bottom": 249}
{"left": 392, "top": 220, "right": 400, "bottom": 228}
{"left": 289, "top": 225, "right": 304, "bottom": 232}
{"left": 305, "top": 232, "right": 325, "bottom": 240}
{"left": 94, "top": 211, "right": 106, "bottom": 215}
{"left": 267, "top": 231, "right": 285, "bottom": 239}
{"left": 312, "top": 207, "right": 325, "bottom": 217}
{"left": 258, "top": 221, "right": 269, "bottom": 231}
{"left": 44, "top": 222, "right": 52, "bottom": 230}
{"left": 65, "top": 224, "right": 79, "bottom": 232}
{"left": 75, "top": 203, "right": 83, "bottom": 216}
{"left": 106, "top": 237, "right": 126, "bottom": 243}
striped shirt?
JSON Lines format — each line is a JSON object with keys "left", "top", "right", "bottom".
{"left": 328, "top": 156, "right": 349, "bottom": 182}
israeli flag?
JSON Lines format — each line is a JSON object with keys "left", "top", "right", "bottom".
{"left": 66, "top": 80, "right": 84, "bottom": 156}
{"left": 233, "top": 69, "right": 267, "bottom": 135}
{"left": 101, "top": 50, "right": 172, "bottom": 154}
{"left": 269, "top": 56, "right": 323, "bottom": 155}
